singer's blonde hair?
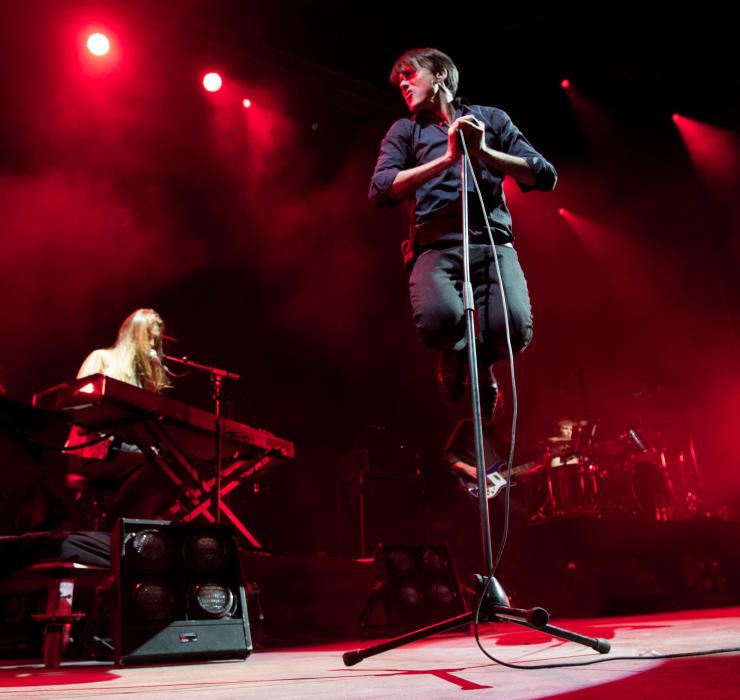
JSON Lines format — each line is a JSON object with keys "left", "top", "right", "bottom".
{"left": 112, "top": 309, "right": 170, "bottom": 392}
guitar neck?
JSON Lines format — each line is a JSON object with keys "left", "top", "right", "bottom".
{"left": 500, "top": 460, "right": 538, "bottom": 478}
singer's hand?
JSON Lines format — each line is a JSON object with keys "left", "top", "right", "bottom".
{"left": 454, "top": 115, "right": 486, "bottom": 156}
{"left": 446, "top": 116, "right": 485, "bottom": 162}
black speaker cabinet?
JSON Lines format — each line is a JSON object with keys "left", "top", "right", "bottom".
{"left": 112, "top": 518, "right": 252, "bottom": 665}
{"left": 360, "top": 543, "right": 467, "bottom": 635}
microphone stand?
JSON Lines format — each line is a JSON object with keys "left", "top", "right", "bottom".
{"left": 164, "top": 354, "right": 240, "bottom": 524}
{"left": 342, "top": 130, "right": 610, "bottom": 667}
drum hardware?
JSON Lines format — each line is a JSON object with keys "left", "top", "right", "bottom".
{"left": 524, "top": 422, "right": 679, "bottom": 522}
{"left": 526, "top": 445, "right": 601, "bottom": 521}
{"left": 598, "top": 449, "right": 673, "bottom": 520}
{"left": 522, "top": 420, "right": 708, "bottom": 523}
{"left": 625, "top": 428, "right": 648, "bottom": 453}
{"left": 595, "top": 425, "right": 675, "bottom": 520}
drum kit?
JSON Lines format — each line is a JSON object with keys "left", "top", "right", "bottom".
{"left": 519, "top": 418, "right": 705, "bottom": 522}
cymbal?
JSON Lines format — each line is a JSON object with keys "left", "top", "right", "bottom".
{"left": 557, "top": 419, "right": 589, "bottom": 427}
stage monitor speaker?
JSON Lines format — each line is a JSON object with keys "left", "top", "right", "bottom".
{"left": 112, "top": 518, "right": 252, "bottom": 665}
{"left": 360, "top": 543, "right": 467, "bottom": 636}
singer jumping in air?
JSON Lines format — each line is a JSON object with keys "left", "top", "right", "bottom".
{"left": 369, "top": 48, "right": 557, "bottom": 418}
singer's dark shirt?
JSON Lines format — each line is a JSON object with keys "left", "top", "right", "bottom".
{"left": 369, "top": 100, "right": 557, "bottom": 259}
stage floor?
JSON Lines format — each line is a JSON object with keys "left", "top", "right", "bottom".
{"left": 1, "top": 607, "right": 738, "bottom": 699}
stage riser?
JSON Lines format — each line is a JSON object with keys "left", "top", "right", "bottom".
{"left": 507, "top": 519, "right": 740, "bottom": 617}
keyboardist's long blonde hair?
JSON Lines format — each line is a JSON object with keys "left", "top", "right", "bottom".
{"left": 114, "top": 308, "right": 171, "bottom": 393}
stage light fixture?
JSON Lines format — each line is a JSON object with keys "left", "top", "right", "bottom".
{"left": 113, "top": 519, "right": 251, "bottom": 665}
{"left": 428, "top": 582, "right": 456, "bottom": 607}
{"left": 242, "top": 98, "right": 252, "bottom": 108}
{"left": 388, "top": 550, "right": 415, "bottom": 575}
{"left": 561, "top": 79, "right": 571, "bottom": 89}
{"left": 420, "top": 549, "right": 449, "bottom": 574}
{"left": 126, "top": 528, "right": 173, "bottom": 573}
{"left": 86, "top": 32, "right": 111, "bottom": 57}
{"left": 130, "top": 582, "right": 176, "bottom": 621}
{"left": 203, "top": 72, "right": 223, "bottom": 93}
{"left": 187, "top": 583, "right": 237, "bottom": 619}
{"left": 398, "top": 584, "right": 423, "bottom": 608}
{"left": 182, "top": 533, "right": 228, "bottom": 572}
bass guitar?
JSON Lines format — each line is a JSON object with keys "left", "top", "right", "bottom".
{"left": 460, "top": 459, "right": 538, "bottom": 500}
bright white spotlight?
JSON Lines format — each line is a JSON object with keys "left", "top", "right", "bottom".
{"left": 87, "top": 32, "right": 111, "bottom": 57}
{"left": 203, "top": 72, "right": 223, "bottom": 93}
{"left": 242, "top": 98, "right": 252, "bottom": 108}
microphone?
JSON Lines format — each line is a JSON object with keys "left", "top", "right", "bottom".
{"left": 149, "top": 348, "right": 176, "bottom": 376}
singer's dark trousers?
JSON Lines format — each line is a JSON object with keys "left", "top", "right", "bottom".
{"left": 408, "top": 243, "right": 533, "bottom": 365}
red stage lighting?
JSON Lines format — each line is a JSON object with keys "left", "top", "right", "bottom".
{"left": 203, "top": 72, "right": 223, "bottom": 93}
{"left": 673, "top": 113, "right": 739, "bottom": 197}
{"left": 242, "top": 98, "right": 252, "bottom": 108}
{"left": 558, "top": 207, "right": 568, "bottom": 217}
{"left": 561, "top": 79, "right": 571, "bottom": 90}
{"left": 86, "top": 32, "right": 111, "bottom": 57}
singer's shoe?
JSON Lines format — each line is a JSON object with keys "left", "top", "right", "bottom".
{"left": 436, "top": 349, "right": 467, "bottom": 404}
{"left": 479, "top": 365, "right": 499, "bottom": 422}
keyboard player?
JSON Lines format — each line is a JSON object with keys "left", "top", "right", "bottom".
{"left": 65, "top": 308, "right": 173, "bottom": 527}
